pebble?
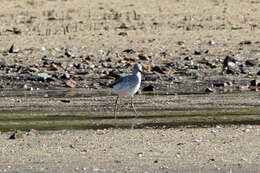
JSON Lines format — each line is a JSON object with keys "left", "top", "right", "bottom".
{"left": 9, "top": 130, "right": 25, "bottom": 140}
{"left": 118, "top": 32, "right": 127, "bottom": 36}
{"left": 65, "top": 79, "right": 76, "bottom": 88}
{"left": 138, "top": 54, "right": 150, "bottom": 61}
{"left": 223, "top": 56, "right": 236, "bottom": 68}
{"left": 205, "top": 87, "right": 214, "bottom": 93}
{"left": 192, "top": 139, "right": 200, "bottom": 143}
{"left": 122, "top": 49, "right": 135, "bottom": 54}
{"left": 208, "top": 40, "right": 216, "bottom": 45}
{"left": 143, "top": 84, "right": 155, "bottom": 91}
{"left": 137, "top": 152, "right": 143, "bottom": 158}
{"left": 37, "top": 73, "right": 52, "bottom": 81}
{"left": 92, "top": 167, "right": 100, "bottom": 172}
{"left": 65, "top": 49, "right": 75, "bottom": 58}
{"left": 250, "top": 79, "right": 260, "bottom": 86}
{"left": 9, "top": 44, "right": 19, "bottom": 53}
{"left": 245, "top": 59, "right": 258, "bottom": 67}
{"left": 184, "top": 56, "right": 193, "bottom": 61}
{"left": 239, "top": 40, "right": 252, "bottom": 45}
{"left": 152, "top": 66, "right": 166, "bottom": 74}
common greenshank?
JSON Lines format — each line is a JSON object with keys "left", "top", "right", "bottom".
{"left": 112, "top": 63, "right": 142, "bottom": 118}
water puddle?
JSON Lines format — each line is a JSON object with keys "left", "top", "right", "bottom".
{"left": 0, "top": 88, "right": 259, "bottom": 131}
{"left": 0, "top": 107, "right": 259, "bottom": 131}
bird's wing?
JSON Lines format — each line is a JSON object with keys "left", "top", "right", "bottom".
{"left": 110, "top": 76, "right": 126, "bottom": 88}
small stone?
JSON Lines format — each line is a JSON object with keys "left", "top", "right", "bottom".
{"left": 60, "top": 99, "right": 70, "bottom": 103}
{"left": 65, "top": 79, "right": 76, "bottom": 88}
{"left": 26, "top": 129, "right": 37, "bottom": 136}
{"left": 63, "top": 72, "right": 70, "bottom": 79}
{"left": 206, "top": 62, "right": 217, "bottom": 68}
{"left": 65, "top": 49, "right": 75, "bottom": 58}
{"left": 192, "top": 139, "right": 200, "bottom": 143}
{"left": 205, "top": 87, "right": 214, "bottom": 93}
{"left": 250, "top": 79, "right": 260, "bottom": 86}
{"left": 117, "top": 23, "right": 129, "bottom": 29}
{"left": 184, "top": 56, "right": 193, "bottom": 61}
{"left": 245, "top": 125, "right": 253, "bottom": 129}
{"left": 223, "top": 56, "right": 236, "bottom": 68}
{"left": 208, "top": 40, "right": 215, "bottom": 45}
{"left": 138, "top": 54, "right": 150, "bottom": 61}
{"left": 226, "top": 69, "right": 238, "bottom": 75}
{"left": 92, "top": 167, "right": 100, "bottom": 172}
{"left": 194, "top": 50, "right": 201, "bottom": 55}
{"left": 37, "top": 73, "right": 52, "bottom": 81}
{"left": 143, "top": 85, "right": 155, "bottom": 91}
{"left": 239, "top": 40, "right": 252, "bottom": 45}
{"left": 108, "top": 71, "right": 121, "bottom": 79}
{"left": 177, "top": 41, "right": 184, "bottom": 45}
{"left": 213, "top": 82, "right": 225, "bottom": 87}
{"left": 122, "top": 49, "right": 135, "bottom": 54}
{"left": 9, "top": 130, "right": 25, "bottom": 140}
{"left": 12, "top": 27, "right": 22, "bottom": 34}
{"left": 96, "top": 130, "right": 105, "bottom": 135}
{"left": 118, "top": 32, "right": 127, "bottom": 36}
{"left": 245, "top": 59, "right": 258, "bottom": 67}
{"left": 240, "top": 67, "right": 251, "bottom": 74}
{"left": 28, "top": 67, "right": 40, "bottom": 73}
{"left": 9, "top": 44, "right": 19, "bottom": 53}
{"left": 243, "top": 129, "right": 250, "bottom": 132}
{"left": 137, "top": 152, "right": 143, "bottom": 158}
{"left": 152, "top": 66, "right": 166, "bottom": 74}
{"left": 50, "top": 63, "right": 59, "bottom": 70}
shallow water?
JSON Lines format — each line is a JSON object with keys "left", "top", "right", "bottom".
{"left": 0, "top": 106, "right": 259, "bottom": 131}
{"left": 0, "top": 88, "right": 259, "bottom": 131}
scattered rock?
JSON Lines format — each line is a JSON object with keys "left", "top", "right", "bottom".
{"left": 65, "top": 49, "right": 75, "bottom": 58}
{"left": 108, "top": 71, "right": 121, "bottom": 79}
{"left": 143, "top": 84, "right": 155, "bottom": 91}
{"left": 6, "top": 27, "right": 21, "bottom": 34}
{"left": 118, "top": 32, "right": 127, "bottom": 36}
{"left": 122, "top": 49, "right": 135, "bottom": 54}
{"left": 245, "top": 59, "right": 258, "bottom": 66}
{"left": 239, "top": 40, "right": 252, "bottom": 45}
{"left": 184, "top": 56, "right": 193, "bottom": 61}
{"left": 138, "top": 54, "right": 150, "bottom": 61}
{"left": 137, "top": 152, "right": 143, "bottom": 158}
{"left": 223, "top": 56, "right": 236, "bottom": 68}
{"left": 205, "top": 87, "right": 214, "bottom": 93}
{"left": 152, "top": 66, "right": 167, "bottom": 74}
{"left": 26, "top": 129, "right": 37, "bottom": 136}
{"left": 250, "top": 79, "right": 260, "bottom": 86}
{"left": 37, "top": 73, "right": 52, "bottom": 81}
{"left": 9, "top": 44, "right": 19, "bottom": 53}
{"left": 240, "top": 67, "right": 251, "bottom": 75}
{"left": 208, "top": 40, "right": 215, "bottom": 45}
{"left": 194, "top": 50, "right": 201, "bottom": 55}
{"left": 226, "top": 69, "right": 238, "bottom": 75}
{"left": 61, "top": 99, "right": 70, "bottom": 103}
{"left": 192, "top": 139, "right": 200, "bottom": 143}
{"left": 117, "top": 23, "right": 129, "bottom": 29}
{"left": 9, "top": 130, "right": 25, "bottom": 140}
{"left": 65, "top": 79, "right": 76, "bottom": 88}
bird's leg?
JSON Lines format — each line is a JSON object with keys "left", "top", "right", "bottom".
{"left": 131, "top": 96, "right": 138, "bottom": 117}
{"left": 114, "top": 96, "right": 119, "bottom": 119}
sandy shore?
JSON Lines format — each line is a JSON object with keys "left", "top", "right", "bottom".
{"left": 0, "top": 126, "right": 259, "bottom": 173}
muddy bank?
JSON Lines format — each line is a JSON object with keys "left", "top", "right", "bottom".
{"left": 0, "top": 90, "right": 259, "bottom": 131}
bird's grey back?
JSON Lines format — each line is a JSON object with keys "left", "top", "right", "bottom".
{"left": 114, "top": 74, "right": 139, "bottom": 89}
